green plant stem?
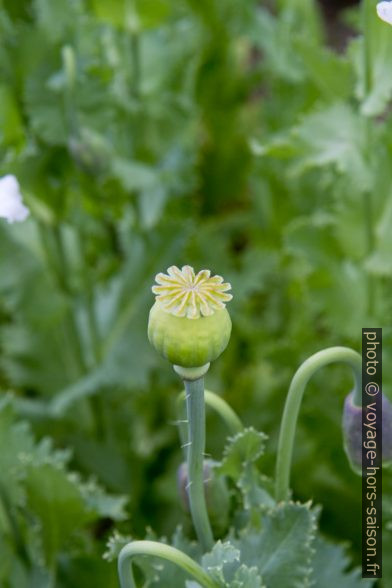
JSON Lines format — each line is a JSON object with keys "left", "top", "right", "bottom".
{"left": 184, "top": 377, "right": 214, "bottom": 552}
{"left": 125, "top": 0, "right": 140, "bottom": 99}
{"left": 0, "top": 484, "right": 29, "bottom": 566}
{"left": 118, "top": 541, "right": 218, "bottom": 588}
{"left": 38, "top": 222, "right": 105, "bottom": 434}
{"left": 52, "top": 226, "right": 87, "bottom": 373}
{"left": 362, "top": 0, "right": 376, "bottom": 312}
{"left": 62, "top": 45, "right": 78, "bottom": 135}
{"left": 177, "top": 389, "right": 243, "bottom": 453}
{"left": 58, "top": 224, "right": 106, "bottom": 437}
{"left": 275, "top": 346, "right": 362, "bottom": 502}
{"left": 362, "top": 0, "right": 372, "bottom": 99}
{"left": 38, "top": 222, "right": 86, "bottom": 376}
{"left": 76, "top": 230, "right": 101, "bottom": 365}
{"left": 75, "top": 231, "right": 107, "bottom": 438}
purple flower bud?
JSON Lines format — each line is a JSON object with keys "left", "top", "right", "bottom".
{"left": 177, "top": 459, "right": 230, "bottom": 535}
{"left": 342, "top": 391, "right": 392, "bottom": 471}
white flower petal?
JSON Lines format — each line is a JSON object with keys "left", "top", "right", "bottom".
{"left": 377, "top": 1, "right": 392, "bottom": 25}
{"left": 0, "top": 175, "right": 30, "bottom": 224}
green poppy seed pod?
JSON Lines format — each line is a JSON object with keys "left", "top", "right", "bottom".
{"left": 148, "top": 265, "right": 232, "bottom": 370}
{"left": 177, "top": 460, "right": 230, "bottom": 536}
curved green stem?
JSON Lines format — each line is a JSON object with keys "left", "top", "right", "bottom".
{"left": 118, "top": 541, "right": 218, "bottom": 588}
{"left": 204, "top": 390, "right": 244, "bottom": 434}
{"left": 184, "top": 377, "right": 214, "bottom": 552}
{"left": 177, "top": 389, "right": 243, "bottom": 451}
{"left": 275, "top": 346, "right": 362, "bottom": 502}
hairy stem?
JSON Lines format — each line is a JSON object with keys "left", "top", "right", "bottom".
{"left": 118, "top": 541, "right": 218, "bottom": 588}
{"left": 177, "top": 389, "right": 243, "bottom": 453}
{"left": 275, "top": 346, "right": 362, "bottom": 502}
{"left": 184, "top": 377, "right": 214, "bottom": 552}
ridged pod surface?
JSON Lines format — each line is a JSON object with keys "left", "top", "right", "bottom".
{"left": 148, "top": 301, "right": 231, "bottom": 367}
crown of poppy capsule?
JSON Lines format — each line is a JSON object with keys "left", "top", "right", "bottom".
{"left": 152, "top": 265, "right": 232, "bottom": 319}
{"left": 148, "top": 266, "right": 232, "bottom": 369}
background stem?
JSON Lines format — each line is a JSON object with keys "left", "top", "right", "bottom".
{"left": 184, "top": 377, "right": 214, "bottom": 552}
{"left": 362, "top": 0, "right": 376, "bottom": 313}
{"left": 275, "top": 346, "right": 362, "bottom": 502}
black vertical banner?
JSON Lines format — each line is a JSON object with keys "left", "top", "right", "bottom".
{"left": 362, "top": 328, "right": 382, "bottom": 579}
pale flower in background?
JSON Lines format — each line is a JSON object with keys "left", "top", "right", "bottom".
{"left": 0, "top": 175, "right": 30, "bottom": 223}
{"left": 377, "top": 1, "right": 392, "bottom": 25}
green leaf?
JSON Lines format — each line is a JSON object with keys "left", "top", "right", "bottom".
{"left": 230, "top": 564, "right": 264, "bottom": 588}
{"left": 0, "top": 396, "right": 35, "bottom": 505}
{"left": 291, "top": 102, "right": 371, "bottom": 192}
{"left": 78, "top": 478, "right": 128, "bottom": 521}
{"left": 237, "top": 465, "right": 275, "bottom": 513}
{"left": 111, "top": 158, "right": 158, "bottom": 193}
{"left": 104, "top": 531, "right": 133, "bottom": 562}
{"left": 138, "top": 186, "right": 168, "bottom": 229}
{"left": 0, "top": 225, "right": 79, "bottom": 394}
{"left": 33, "top": 0, "right": 83, "bottom": 42}
{"left": 365, "top": 192, "right": 392, "bottom": 277}
{"left": 0, "top": 85, "right": 24, "bottom": 146}
{"left": 24, "top": 463, "right": 93, "bottom": 567}
{"left": 311, "top": 536, "right": 375, "bottom": 588}
{"left": 350, "top": 0, "right": 392, "bottom": 116}
{"left": 91, "top": 0, "right": 171, "bottom": 30}
{"left": 234, "top": 502, "right": 317, "bottom": 588}
{"left": 250, "top": 9, "right": 305, "bottom": 83}
{"left": 276, "top": 0, "right": 323, "bottom": 44}
{"left": 217, "top": 428, "right": 267, "bottom": 480}
{"left": 202, "top": 541, "right": 240, "bottom": 585}
{"left": 294, "top": 39, "right": 353, "bottom": 100}
{"left": 284, "top": 213, "right": 340, "bottom": 270}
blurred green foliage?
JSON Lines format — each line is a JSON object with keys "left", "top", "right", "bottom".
{"left": 0, "top": 0, "right": 391, "bottom": 585}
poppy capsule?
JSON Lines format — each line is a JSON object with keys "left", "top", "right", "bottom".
{"left": 148, "top": 265, "right": 232, "bottom": 369}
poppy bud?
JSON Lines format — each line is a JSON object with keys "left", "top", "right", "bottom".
{"left": 177, "top": 460, "right": 230, "bottom": 536}
{"left": 342, "top": 390, "right": 392, "bottom": 472}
